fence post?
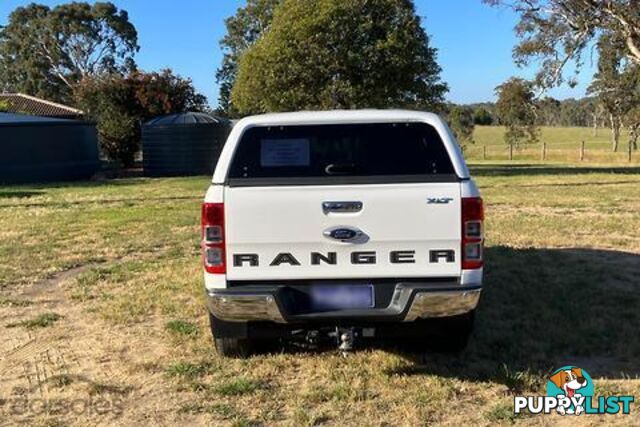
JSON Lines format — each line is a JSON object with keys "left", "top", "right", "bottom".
{"left": 483, "top": 146, "right": 487, "bottom": 160}
{"left": 580, "top": 140, "right": 585, "bottom": 161}
{"left": 629, "top": 142, "right": 633, "bottom": 163}
{"left": 509, "top": 144, "right": 513, "bottom": 161}
{"left": 541, "top": 142, "right": 546, "bottom": 161}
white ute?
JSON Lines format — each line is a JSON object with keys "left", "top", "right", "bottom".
{"left": 202, "top": 110, "right": 484, "bottom": 357}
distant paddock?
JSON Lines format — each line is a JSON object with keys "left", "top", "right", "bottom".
{"left": 468, "top": 126, "right": 639, "bottom": 164}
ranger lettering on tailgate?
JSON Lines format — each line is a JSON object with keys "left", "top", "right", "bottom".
{"left": 232, "top": 250, "right": 456, "bottom": 267}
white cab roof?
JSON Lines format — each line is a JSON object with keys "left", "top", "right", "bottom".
{"left": 233, "top": 109, "right": 442, "bottom": 126}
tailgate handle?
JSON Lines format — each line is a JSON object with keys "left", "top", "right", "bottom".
{"left": 322, "top": 201, "right": 363, "bottom": 214}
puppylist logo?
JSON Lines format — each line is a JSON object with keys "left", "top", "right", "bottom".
{"left": 514, "top": 366, "right": 634, "bottom": 416}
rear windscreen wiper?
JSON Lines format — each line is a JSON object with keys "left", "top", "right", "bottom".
{"left": 324, "top": 163, "right": 356, "bottom": 175}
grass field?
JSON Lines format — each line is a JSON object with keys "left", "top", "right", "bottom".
{"left": 473, "top": 126, "right": 613, "bottom": 148}
{"left": 470, "top": 126, "right": 639, "bottom": 164}
{"left": 1, "top": 164, "right": 640, "bottom": 426}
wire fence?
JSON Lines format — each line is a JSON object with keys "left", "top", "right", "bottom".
{"left": 463, "top": 141, "right": 639, "bottom": 164}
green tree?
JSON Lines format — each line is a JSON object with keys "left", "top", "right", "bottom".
{"left": 0, "top": 99, "right": 10, "bottom": 112}
{"left": 469, "top": 98, "right": 603, "bottom": 128}
{"left": 216, "top": 0, "right": 281, "bottom": 116}
{"left": 448, "top": 106, "right": 475, "bottom": 147}
{"left": 625, "top": 106, "right": 640, "bottom": 152}
{"left": 587, "top": 33, "right": 640, "bottom": 152}
{"left": 536, "top": 97, "right": 561, "bottom": 127}
{"left": 76, "top": 70, "right": 207, "bottom": 166}
{"left": 556, "top": 98, "right": 593, "bottom": 128}
{"left": 473, "top": 107, "right": 493, "bottom": 126}
{"left": 484, "top": 1, "right": 640, "bottom": 89}
{"left": 131, "top": 70, "right": 208, "bottom": 118}
{"left": 0, "top": 2, "right": 138, "bottom": 103}
{"left": 495, "top": 78, "right": 539, "bottom": 147}
{"left": 231, "top": 0, "right": 448, "bottom": 114}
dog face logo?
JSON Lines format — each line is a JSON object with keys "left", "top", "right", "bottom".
{"left": 547, "top": 366, "right": 594, "bottom": 416}
{"left": 549, "top": 367, "right": 587, "bottom": 398}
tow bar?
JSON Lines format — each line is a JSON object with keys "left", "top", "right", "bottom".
{"left": 302, "top": 327, "right": 367, "bottom": 356}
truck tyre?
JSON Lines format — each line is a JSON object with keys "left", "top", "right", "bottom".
{"left": 208, "top": 313, "right": 253, "bottom": 358}
{"left": 410, "top": 311, "right": 475, "bottom": 354}
{"left": 434, "top": 310, "right": 474, "bottom": 353}
{"left": 214, "top": 337, "right": 253, "bottom": 358}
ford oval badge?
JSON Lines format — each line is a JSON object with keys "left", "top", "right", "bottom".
{"left": 323, "top": 226, "right": 364, "bottom": 242}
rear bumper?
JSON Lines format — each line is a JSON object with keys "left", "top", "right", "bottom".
{"left": 206, "top": 281, "right": 481, "bottom": 324}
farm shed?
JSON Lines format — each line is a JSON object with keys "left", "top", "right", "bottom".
{"left": 0, "top": 113, "right": 100, "bottom": 184}
{"left": 142, "top": 112, "right": 230, "bottom": 177}
{"left": 0, "top": 93, "right": 84, "bottom": 119}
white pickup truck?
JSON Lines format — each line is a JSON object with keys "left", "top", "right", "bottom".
{"left": 202, "top": 110, "right": 483, "bottom": 357}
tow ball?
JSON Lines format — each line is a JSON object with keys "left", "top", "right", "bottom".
{"left": 336, "top": 327, "right": 357, "bottom": 356}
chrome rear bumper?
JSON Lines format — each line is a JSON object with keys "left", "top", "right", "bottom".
{"left": 206, "top": 284, "right": 481, "bottom": 323}
{"left": 403, "top": 289, "right": 481, "bottom": 321}
{"left": 208, "top": 293, "right": 286, "bottom": 323}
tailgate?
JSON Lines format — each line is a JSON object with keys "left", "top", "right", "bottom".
{"left": 224, "top": 183, "right": 461, "bottom": 280}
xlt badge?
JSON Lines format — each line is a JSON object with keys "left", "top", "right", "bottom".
{"left": 427, "top": 197, "right": 453, "bottom": 204}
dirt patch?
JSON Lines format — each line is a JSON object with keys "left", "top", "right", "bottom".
{"left": 0, "top": 264, "right": 190, "bottom": 426}
{"left": 19, "top": 264, "right": 100, "bottom": 300}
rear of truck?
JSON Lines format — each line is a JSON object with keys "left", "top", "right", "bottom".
{"left": 202, "top": 110, "right": 483, "bottom": 357}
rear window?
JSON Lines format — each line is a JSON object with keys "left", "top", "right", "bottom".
{"left": 227, "top": 122, "right": 456, "bottom": 185}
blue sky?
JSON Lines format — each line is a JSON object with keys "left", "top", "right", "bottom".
{"left": 0, "top": 0, "right": 595, "bottom": 107}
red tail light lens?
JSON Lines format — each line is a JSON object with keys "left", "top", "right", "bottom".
{"left": 462, "top": 197, "right": 484, "bottom": 269}
{"left": 202, "top": 203, "right": 226, "bottom": 274}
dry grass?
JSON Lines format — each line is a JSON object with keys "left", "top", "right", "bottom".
{"left": 1, "top": 164, "right": 639, "bottom": 425}
{"left": 6, "top": 312, "right": 62, "bottom": 329}
{"left": 474, "top": 126, "right": 614, "bottom": 148}
{"left": 469, "top": 126, "right": 640, "bottom": 164}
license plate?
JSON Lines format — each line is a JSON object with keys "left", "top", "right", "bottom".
{"left": 309, "top": 285, "right": 374, "bottom": 310}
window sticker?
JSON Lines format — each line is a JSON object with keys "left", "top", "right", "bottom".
{"left": 261, "top": 138, "right": 310, "bottom": 167}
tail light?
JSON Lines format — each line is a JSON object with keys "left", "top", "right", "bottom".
{"left": 202, "top": 203, "right": 226, "bottom": 274}
{"left": 462, "top": 197, "right": 484, "bottom": 269}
